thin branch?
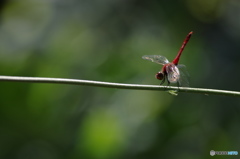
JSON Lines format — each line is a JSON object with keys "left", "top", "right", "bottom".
{"left": 0, "top": 75, "right": 239, "bottom": 97}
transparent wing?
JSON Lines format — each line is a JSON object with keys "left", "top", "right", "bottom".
{"left": 142, "top": 55, "right": 169, "bottom": 65}
{"left": 177, "top": 64, "right": 190, "bottom": 87}
{"left": 166, "top": 64, "right": 180, "bottom": 84}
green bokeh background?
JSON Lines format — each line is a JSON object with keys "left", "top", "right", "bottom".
{"left": 0, "top": 0, "right": 239, "bottom": 159}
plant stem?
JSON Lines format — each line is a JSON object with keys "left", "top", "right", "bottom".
{"left": 0, "top": 76, "right": 239, "bottom": 97}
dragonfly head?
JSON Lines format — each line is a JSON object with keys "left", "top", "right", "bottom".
{"left": 155, "top": 72, "right": 164, "bottom": 80}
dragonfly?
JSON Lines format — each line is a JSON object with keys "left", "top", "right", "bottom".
{"left": 142, "top": 31, "right": 193, "bottom": 87}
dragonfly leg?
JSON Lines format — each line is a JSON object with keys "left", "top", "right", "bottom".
{"left": 160, "top": 76, "right": 165, "bottom": 85}
{"left": 167, "top": 80, "right": 170, "bottom": 86}
{"left": 166, "top": 73, "right": 170, "bottom": 86}
{"left": 176, "top": 81, "right": 180, "bottom": 87}
{"left": 161, "top": 76, "right": 168, "bottom": 91}
{"left": 177, "top": 81, "right": 180, "bottom": 91}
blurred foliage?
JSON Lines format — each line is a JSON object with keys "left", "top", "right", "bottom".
{"left": 0, "top": 0, "right": 239, "bottom": 159}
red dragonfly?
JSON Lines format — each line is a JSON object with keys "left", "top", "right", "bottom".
{"left": 142, "top": 31, "right": 193, "bottom": 87}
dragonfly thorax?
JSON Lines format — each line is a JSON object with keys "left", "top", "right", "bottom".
{"left": 155, "top": 72, "right": 164, "bottom": 80}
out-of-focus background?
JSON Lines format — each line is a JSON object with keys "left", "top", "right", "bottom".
{"left": 0, "top": 0, "right": 239, "bottom": 158}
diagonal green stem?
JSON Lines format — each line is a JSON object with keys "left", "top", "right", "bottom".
{"left": 0, "top": 75, "right": 239, "bottom": 97}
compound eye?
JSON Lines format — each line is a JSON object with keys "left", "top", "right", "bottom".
{"left": 155, "top": 72, "right": 164, "bottom": 80}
